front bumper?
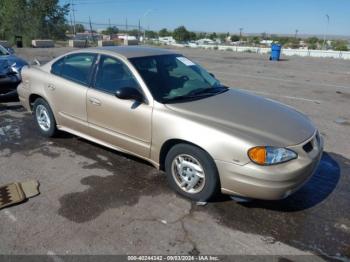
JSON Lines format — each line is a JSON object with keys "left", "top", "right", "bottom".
{"left": 0, "top": 74, "right": 20, "bottom": 93}
{"left": 0, "top": 74, "right": 20, "bottom": 102}
{"left": 216, "top": 131, "right": 324, "bottom": 200}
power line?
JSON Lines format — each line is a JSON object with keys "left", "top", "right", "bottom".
{"left": 75, "top": 20, "right": 140, "bottom": 29}
{"left": 73, "top": 0, "right": 130, "bottom": 5}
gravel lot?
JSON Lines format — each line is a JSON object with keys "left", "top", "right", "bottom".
{"left": 0, "top": 46, "right": 349, "bottom": 260}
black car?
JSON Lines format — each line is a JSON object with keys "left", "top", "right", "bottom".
{"left": 0, "top": 44, "right": 28, "bottom": 102}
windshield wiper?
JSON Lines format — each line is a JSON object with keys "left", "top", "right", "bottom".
{"left": 163, "top": 86, "right": 228, "bottom": 103}
{"left": 188, "top": 85, "right": 228, "bottom": 96}
{"left": 164, "top": 93, "right": 213, "bottom": 103}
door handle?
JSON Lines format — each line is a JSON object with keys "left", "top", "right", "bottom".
{"left": 47, "top": 83, "right": 55, "bottom": 90}
{"left": 88, "top": 97, "right": 101, "bottom": 106}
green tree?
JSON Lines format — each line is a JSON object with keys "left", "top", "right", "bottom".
{"left": 0, "top": 0, "right": 28, "bottom": 41}
{"left": 128, "top": 29, "right": 140, "bottom": 37}
{"left": 209, "top": 32, "right": 217, "bottom": 40}
{"left": 252, "top": 36, "right": 261, "bottom": 45}
{"left": 306, "top": 37, "right": 319, "bottom": 44}
{"left": 332, "top": 40, "right": 349, "bottom": 51}
{"left": 231, "top": 35, "right": 240, "bottom": 42}
{"left": 218, "top": 33, "right": 227, "bottom": 42}
{"left": 101, "top": 26, "right": 119, "bottom": 35}
{"left": 145, "top": 30, "right": 158, "bottom": 39}
{"left": 75, "top": 24, "right": 85, "bottom": 33}
{"left": 0, "top": 0, "right": 69, "bottom": 44}
{"left": 159, "top": 28, "right": 170, "bottom": 37}
{"left": 189, "top": 31, "right": 197, "bottom": 41}
{"left": 306, "top": 37, "right": 319, "bottom": 50}
{"left": 289, "top": 38, "right": 300, "bottom": 49}
{"left": 197, "top": 32, "right": 206, "bottom": 40}
{"left": 272, "top": 36, "right": 291, "bottom": 46}
{"left": 27, "top": 0, "right": 70, "bottom": 40}
{"left": 173, "top": 26, "right": 190, "bottom": 42}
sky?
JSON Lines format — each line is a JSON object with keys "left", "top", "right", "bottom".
{"left": 61, "top": 0, "right": 350, "bottom": 36}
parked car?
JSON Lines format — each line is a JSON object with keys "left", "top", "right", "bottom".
{"left": 0, "top": 44, "right": 28, "bottom": 102}
{"left": 18, "top": 47, "right": 323, "bottom": 201}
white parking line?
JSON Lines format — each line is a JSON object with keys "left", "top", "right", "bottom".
{"left": 4, "top": 210, "right": 17, "bottom": 222}
{"left": 211, "top": 70, "right": 350, "bottom": 90}
{"left": 246, "top": 90, "right": 323, "bottom": 104}
{"left": 47, "top": 251, "right": 65, "bottom": 262}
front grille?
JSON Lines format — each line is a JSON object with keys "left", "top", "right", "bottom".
{"left": 303, "top": 130, "right": 321, "bottom": 154}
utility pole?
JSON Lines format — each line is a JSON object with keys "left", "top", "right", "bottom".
{"left": 108, "top": 18, "right": 112, "bottom": 40}
{"left": 71, "top": 0, "right": 76, "bottom": 35}
{"left": 239, "top": 28, "right": 243, "bottom": 41}
{"left": 69, "top": 10, "right": 73, "bottom": 35}
{"left": 89, "top": 16, "right": 94, "bottom": 42}
{"left": 295, "top": 29, "right": 298, "bottom": 39}
{"left": 124, "top": 17, "right": 128, "bottom": 45}
{"left": 138, "top": 19, "right": 141, "bottom": 41}
{"left": 140, "top": 9, "right": 154, "bottom": 43}
{"left": 239, "top": 28, "right": 243, "bottom": 46}
{"left": 323, "top": 14, "right": 330, "bottom": 50}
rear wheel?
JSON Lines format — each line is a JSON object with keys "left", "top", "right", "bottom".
{"left": 165, "top": 143, "right": 220, "bottom": 201}
{"left": 33, "top": 98, "right": 57, "bottom": 137}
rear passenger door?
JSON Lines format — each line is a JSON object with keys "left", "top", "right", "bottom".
{"left": 86, "top": 55, "right": 152, "bottom": 158}
{"left": 48, "top": 53, "right": 96, "bottom": 133}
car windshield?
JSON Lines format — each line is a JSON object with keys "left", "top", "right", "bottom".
{"left": 129, "top": 54, "right": 227, "bottom": 103}
{"left": 0, "top": 45, "right": 9, "bottom": 56}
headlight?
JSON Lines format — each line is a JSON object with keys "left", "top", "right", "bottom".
{"left": 248, "top": 146, "right": 297, "bottom": 165}
{"left": 10, "top": 63, "right": 19, "bottom": 74}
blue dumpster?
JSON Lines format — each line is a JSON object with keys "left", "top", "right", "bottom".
{"left": 270, "top": 43, "right": 282, "bottom": 61}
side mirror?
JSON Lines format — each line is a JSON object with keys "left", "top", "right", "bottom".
{"left": 115, "top": 86, "right": 145, "bottom": 103}
{"left": 209, "top": 72, "right": 216, "bottom": 78}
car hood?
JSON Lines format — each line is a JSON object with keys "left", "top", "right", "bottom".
{"left": 165, "top": 89, "right": 315, "bottom": 146}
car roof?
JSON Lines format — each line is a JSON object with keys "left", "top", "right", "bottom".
{"left": 85, "top": 46, "right": 179, "bottom": 59}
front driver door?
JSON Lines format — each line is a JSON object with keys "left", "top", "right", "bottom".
{"left": 86, "top": 55, "right": 152, "bottom": 158}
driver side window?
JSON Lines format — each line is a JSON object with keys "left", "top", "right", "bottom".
{"left": 94, "top": 55, "right": 139, "bottom": 94}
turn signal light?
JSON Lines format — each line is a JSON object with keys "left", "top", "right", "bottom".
{"left": 248, "top": 147, "right": 266, "bottom": 165}
{"left": 248, "top": 146, "right": 297, "bottom": 165}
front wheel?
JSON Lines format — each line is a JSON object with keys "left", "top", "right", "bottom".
{"left": 33, "top": 98, "right": 57, "bottom": 137}
{"left": 165, "top": 144, "right": 220, "bottom": 201}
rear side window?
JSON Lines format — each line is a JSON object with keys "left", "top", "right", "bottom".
{"left": 51, "top": 58, "right": 65, "bottom": 76}
{"left": 60, "top": 53, "right": 96, "bottom": 86}
{"left": 94, "top": 55, "right": 139, "bottom": 94}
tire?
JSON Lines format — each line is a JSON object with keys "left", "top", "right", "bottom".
{"left": 33, "top": 98, "right": 57, "bottom": 137}
{"left": 165, "top": 143, "right": 220, "bottom": 201}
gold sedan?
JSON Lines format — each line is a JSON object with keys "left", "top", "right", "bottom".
{"left": 18, "top": 47, "right": 323, "bottom": 201}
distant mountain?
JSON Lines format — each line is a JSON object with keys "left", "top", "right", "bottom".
{"left": 246, "top": 33, "right": 350, "bottom": 40}
{"left": 196, "top": 31, "right": 350, "bottom": 41}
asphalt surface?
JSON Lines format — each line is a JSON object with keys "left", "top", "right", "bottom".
{"left": 0, "top": 47, "right": 349, "bottom": 260}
